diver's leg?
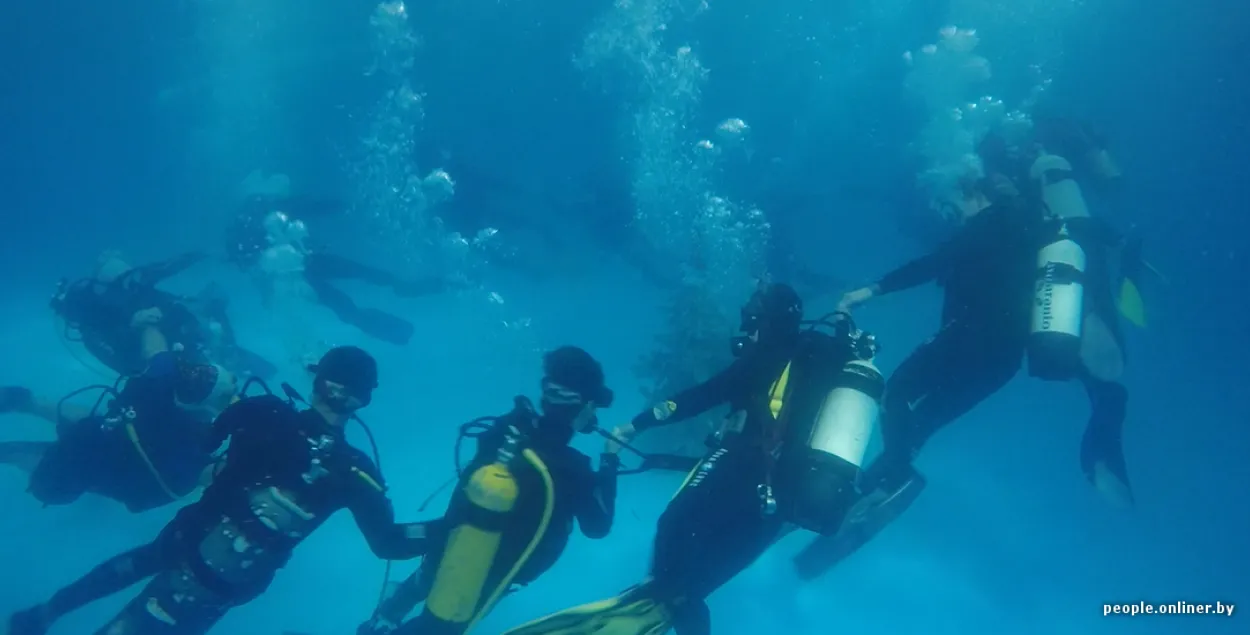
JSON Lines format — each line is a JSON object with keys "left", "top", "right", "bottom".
{"left": 9, "top": 534, "right": 175, "bottom": 633}
{"left": 0, "top": 441, "right": 52, "bottom": 475}
{"left": 870, "top": 325, "right": 1022, "bottom": 487}
{"left": 91, "top": 568, "right": 229, "bottom": 635}
{"left": 650, "top": 448, "right": 783, "bottom": 610}
{"left": 24, "top": 437, "right": 92, "bottom": 507}
{"left": 0, "top": 387, "right": 90, "bottom": 426}
{"left": 306, "top": 252, "right": 396, "bottom": 286}
{"left": 1079, "top": 376, "right": 1133, "bottom": 506}
{"left": 795, "top": 327, "right": 1022, "bottom": 581}
{"left": 1080, "top": 245, "right": 1127, "bottom": 382}
{"left": 308, "top": 252, "right": 448, "bottom": 298}
{"left": 500, "top": 449, "right": 776, "bottom": 635}
{"left": 361, "top": 566, "right": 436, "bottom": 634}
{"left": 305, "top": 271, "right": 415, "bottom": 346}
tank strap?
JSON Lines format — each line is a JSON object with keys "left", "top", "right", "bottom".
{"left": 1039, "top": 260, "right": 1086, "bottom": 285}
{"left": 124, "top": 422, "right": 182, "bottom": 502}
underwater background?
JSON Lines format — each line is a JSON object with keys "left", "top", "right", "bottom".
{"left": 0, "top": 0, "right": 1246, "bottom": 633}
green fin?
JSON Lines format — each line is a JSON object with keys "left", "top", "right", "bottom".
{"left": 502, "top": 586, "right": 671, "bottom": 635}
{"left": 1116, "top": 278, "right": 1147, "bottom": 328}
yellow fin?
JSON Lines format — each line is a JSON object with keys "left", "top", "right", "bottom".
{"left": 1116, "top": 278, "right": 1147, "bottom": 328}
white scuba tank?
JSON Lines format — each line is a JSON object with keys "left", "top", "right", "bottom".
{"left": 789, "top": 357, "right": 884, "bottom": 535}
{"left": 1029, "top": 226, "right": 1087, "bottom": 380}
{"left": 1030, "top": 153, "right": 1091, "bottom": 220}
{"left": 809, "top": 359, "right": 883, "bottom": 469}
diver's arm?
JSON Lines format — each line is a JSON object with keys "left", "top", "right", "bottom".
{"left": 839, "top": 241, "right": 954, "bottom": 311}
{"left": 347, "top": 484, "right": 435, "bottom": 561}
{"left": 873, "top": 250, "right": 948, "bottom": 296}
{"left": 576, "top": 453, "right": 619, "bottom": 539}
{"left": 631, "top": 361, "right": 745, "bottom": 432}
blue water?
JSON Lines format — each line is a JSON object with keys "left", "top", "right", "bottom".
{"left": 1, "top": 1, "right": 1246, "bottom": 634}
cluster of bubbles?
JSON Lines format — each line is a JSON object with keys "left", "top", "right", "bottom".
{"left": 579, "top": 0, "right": 768, "bottom": 428}
{"left": 258, "top": 210, "right": 314, "bottom": 300}
{"left": 904, "top": 25, "right": 1034, "bottom": 217}
{"left": 581, "top": 2, "right": 766, "bottom": 304}
{"left": 348, "top": 2, "right": 467, "bottom": 272}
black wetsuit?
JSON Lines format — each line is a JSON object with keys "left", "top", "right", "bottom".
{"left": 21, "top": 366, "right": 214, "bottom": 513}
{"left": 227, "top": 201, "right": 446, "bottom": 346}
{"left": 19, "top": 395, "right": 425, "bottom": 635}
{"left": 369, "top": 401, "right": 619, "bottom": 634}
{"left": 628, "top": 331, "right": 856, "bottom": 633}
{"left": 865, "top": 197, "right": 1130, "bottom": 493}
{"left": 54, "top": 255, "right": 208, "bottom": 377}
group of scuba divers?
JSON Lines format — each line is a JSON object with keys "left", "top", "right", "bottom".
{"left": 0, "top": 119, "right": 1150, "bottom": 635}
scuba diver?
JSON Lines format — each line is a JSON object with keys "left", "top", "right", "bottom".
{"left": 51, "top": 251, "right": 277, "bottom": 380}
{"left": 796, "top": 170, "right": 1135, "bottom": 581}
{"left": 0, "top": 352, "right": 236, "bottom": 513}
{"left": 357, "top": 346, "right": 622, "bottom": 635}
{"left": 981, "top": 117, "right": 1152, "bottom": 333}
{"left": 6, "top": 346, "right": 428, "bottom": 635}
{"left": 500, "top": 283, "right": 886, "bottom": 635}
{"left": 227, "top": 197, "right": 451, "bottom": 346}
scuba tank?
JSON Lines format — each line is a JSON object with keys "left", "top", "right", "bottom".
{"left": 417, "top": 398, "right": 555, "bottom": 635}
{"left": 786, "top": 315, "right": 885, "bottom": 536}
{"left": 1029, "top": 224, "right": 1087, "bottom": 380}
{"left": 1030, "top": 153, "right": 1091, "bottom": 220}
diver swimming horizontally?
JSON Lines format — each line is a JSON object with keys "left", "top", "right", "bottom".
{"left": 0, "top": 352, "right": 236, "bottom": 513}
{"left": 797, "top": 163, "right": 1137, "bottom": 580}
{"left": 227, "top": 196, "right": 452, "bottom": 346}
{"left": 500, "top": 282, "right": 887, "bottom": 635}
{"left": 6, "top": 346, "right": 428, "bottom": 635}
{"left": 50, "top": 251, "right": 277, "bottom": 380}
{"left": 358, "top": 346, "right": 622, "bottom": 635}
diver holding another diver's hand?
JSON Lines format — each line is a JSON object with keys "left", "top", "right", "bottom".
{"left": 502, "top": 282, "right": 888, "bottom": 635}
{"left": 359, "top": 346, "right": 622, "bottom": 635}
{"left": 6, "top": 346, "right": 428, "bottom": 635}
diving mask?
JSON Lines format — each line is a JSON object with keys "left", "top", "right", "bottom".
{"left": 541, "top": 380, "right": 598, "bottom": 433}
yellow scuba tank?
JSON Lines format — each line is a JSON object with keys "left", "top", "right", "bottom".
{"left": 1029, "top": 223, "right": 1087, "bottom": 380}
{"left": 419, "top": 415, "right": 555, "bottom": 634}
{"left": 424, "top": 461, "right": 517, "bottom": 625}
{"left": 788, "top": 356, "right": 885, "bottom": 536}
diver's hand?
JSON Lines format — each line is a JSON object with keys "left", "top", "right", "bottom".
{"left": 130, "top": 307, "right": 164, "bottom": 328}
{"left": 837, "top": 286, "right": 876, "bottom": 313}
{"left": 604, "top": 423, "right": 636, "bottom": 455}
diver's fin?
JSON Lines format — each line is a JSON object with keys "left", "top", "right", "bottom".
{"left": 1116, "top": 278, "right": 1147, "bottom": 328}
{"left": 501, "top": 585, "right": 673, "bottom": 635}
{"left": 793, "top": 472, "right": 927, "bottom": 581}
{"left": 353, "top": 308, "right": 416, "bottom": 346}
{"left": 1079, "top": 391, "right": 1134, "bottom": 508}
